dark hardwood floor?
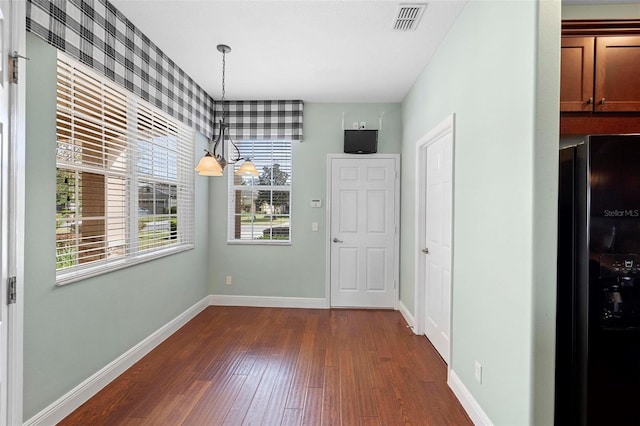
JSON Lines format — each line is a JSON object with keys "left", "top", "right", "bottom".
{"left": 59, "top": 307, "right": 472, "bottom": 425}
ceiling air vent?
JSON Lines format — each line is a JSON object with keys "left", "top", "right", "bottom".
{"left": 393, "top": 3, "right": 427, "bottom": 32}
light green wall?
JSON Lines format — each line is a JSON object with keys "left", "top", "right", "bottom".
{"left": 401, "top": 1, "right": 560, "bottom": 424}
{"left": 562, "top": 3, "right": 640, "bottom": 19}
{"left": 207, "top": 103, "right": 402, "bottom": 298}
{"left": 23, "top": 34, "right": 210, "bottom": 420}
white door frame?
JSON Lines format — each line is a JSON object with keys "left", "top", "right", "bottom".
{"left": 325, "top": 153, "right": 400, "bottom": 309}
{"left": 414, "top": 114, "right": 455, "bottom": 362}
{"left": 3, "top": 0, "right": 25, "bottom": 423}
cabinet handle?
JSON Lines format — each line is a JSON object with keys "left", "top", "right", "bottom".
{"left": 586, "top": 97, "right": 593, "bottom": 105}
{"left": 600, "top": 98, "right": 606, "bottom": 105}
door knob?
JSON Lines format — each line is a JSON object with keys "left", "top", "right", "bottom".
{"left": 333, "top": 237, "right": 343, "bottom": 243}
{"left": 422, "top": 248, "right": 429, "bottom": 254}
{"left": 586, "top": 97, "right": 593, "bottom": 105}
{"left": 600, "top": 98, "right": 606, "bottom": 105}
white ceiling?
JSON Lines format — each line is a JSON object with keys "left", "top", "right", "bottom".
{"left": 109, "top": 0, "right": 467, "bottom": 103}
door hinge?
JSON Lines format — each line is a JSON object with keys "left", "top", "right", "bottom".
{"left": 8, "top": 276, "right": 16, "bottom": 304}
{"left": 9, "top": 51, "right": 29, "bottom": 84}
{"left": 394, "top": 280, "right": 397, "bottom": 289}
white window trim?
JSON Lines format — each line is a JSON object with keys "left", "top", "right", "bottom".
{"left": 55, "top": 53, "right": 195, "bottom": 285}
{"left": 226, "top": 140, "right": 293, "bottom": 245}
{"left": 55, "top": 244, "right": 194, "bottom": 286}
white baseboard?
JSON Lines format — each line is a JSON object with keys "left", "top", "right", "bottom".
{"left": 398, "top": 300, "right": 418, "bottom": 334}
{"left": 209, "top": 294, "right": 328, "bottom": 309}
{"left": 24, "top": 296, "right": 210, "bottom": 426}
{"left": 448, "top": 369, "right": 493, "bottom": 426}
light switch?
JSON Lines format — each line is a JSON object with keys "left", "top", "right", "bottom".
{"left": 312, "top": 222, "right": 318, "bottom": 232}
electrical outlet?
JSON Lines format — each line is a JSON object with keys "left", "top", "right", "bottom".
{"left": 352, "top": 121, "right": 359, "bottom": 129}
{"left": 359, "top": 121, "right": 366, "bottom": 129}
{"left": 474, "top": 361, "right": 482, "bottom": 384}
{"left": 226, "top": 275, "right": 232, "bottom": 286}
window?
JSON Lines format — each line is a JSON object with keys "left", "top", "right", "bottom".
{"left": 55, "top": 54, "right": 195, "bottom": 285}
{"left": 228, "top": 140, "right": 292, "bottom": 243}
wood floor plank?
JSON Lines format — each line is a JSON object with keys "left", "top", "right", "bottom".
{"left": 361, "top": 416, "right": 381, "bottom": 425}
{"left": 59, "top": 379, "right": 148, "bottom": 426}
{"left": 126, "top": 361, "right": 198, "bottom": 418}
{"left": 356, "top": 310, "right": 378, "bottom": 352}
{"left": 146, "top": 380, "right": 211, "bottom": 425}
{"left": 234, "top": 353, "right": 258, "bottom": 375}
{"left": 241, "top": 355, "right": 283, "bottom": 425}
{"left": 115, "top": 417, "right": 146, "bottom": 425}
{"left": 284, "top": 316, "right": 316, "bottom": 409}
{"left": 260, "top": 331, "right": 300, "bottom": 425}
{"left": 323, "top": 310, "right": 340, "bottom": 368}
{"left": 222, "top": 353, "right": 269, "bottom": 425}
{"left": 192, "top": 327, "right": 238, "bottom": 373}
{"left": 301, "top": 387, "right": 323, "bottom": 425}
{"left": 338, "top": 350, "right": 359, "bottom": 425}
{"left": 308, "top": 344, "right": 327, "bottom": 388}
{"left": 308, "top": 313, "right": 329, "bottom": 388}
{"left": 136, "top": 389, "right": 184, "bottom": 425}
{"left": 59, "top": 307, "right": 472, "bottom": 426}
{"left": 322, "top": 366, "right": 341, "bottom": 426}
{"left": 352, "top": 340, "right": 379, "bottom": 418}
{"left": 281, "top": 408, "right": 302, "bottom": 426}
{"left": 182, "top": 374, "right": 246, "bottom": 425}
{"left": 367, "top": 352, "right": 412, "bottom": 425}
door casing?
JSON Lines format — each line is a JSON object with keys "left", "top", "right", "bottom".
{"left": 414, "top": 114, "right": 455, "bottom": 366}
{"left": 2, "top": 0, "right": 26, "bottom": 423}
{"left": 325, "top": 153, "right": 400, "bottom": 309}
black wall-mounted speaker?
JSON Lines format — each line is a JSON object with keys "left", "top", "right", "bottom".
{"left": 344, "top": 130, "right": 378, "bottom": 154}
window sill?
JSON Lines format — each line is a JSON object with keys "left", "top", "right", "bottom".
{"left": 226, "top": 240, "right": 292, "bottom": 246}
{"left": 55, "top": 244, "right": 195, "bottom": 286}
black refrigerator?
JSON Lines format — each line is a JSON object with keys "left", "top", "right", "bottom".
{"left": 556, "top": 134, "right": 640, "bottom": 425}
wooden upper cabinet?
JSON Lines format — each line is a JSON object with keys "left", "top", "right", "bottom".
{"left": 561, "top": 36, "right": 640, "bottom": 113}
{"left": 594, "top": 36, "right": 640, "bottom": 112}
{"left": 560, "top": 21, "right": 640, "bottom": 135}
{"left": 560, "top": 37, "right": 595, "bottom": 112}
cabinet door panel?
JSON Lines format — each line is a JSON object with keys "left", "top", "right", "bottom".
{"left": 560, "top": 37, "right": 594, "bottom": 112}
{"left": 595, "top": 36, "right": 640, "bottom": 112}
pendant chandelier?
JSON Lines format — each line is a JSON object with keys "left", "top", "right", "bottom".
{"left": 195, "top": 44, "right": 259, "bottom": 177}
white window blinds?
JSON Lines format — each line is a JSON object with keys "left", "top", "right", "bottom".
{"left": 228, "top": 140, "right": 292, "bottom": 243}
{"left": 55, "top": 53, "right": 195, "bottom": 285}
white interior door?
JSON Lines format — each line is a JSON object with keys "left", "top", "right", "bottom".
{"left": 329, "top": 156, "right": 398, "bottom": 308}
{"left": 417, "top": 116, "right": 454, "bottom": 363}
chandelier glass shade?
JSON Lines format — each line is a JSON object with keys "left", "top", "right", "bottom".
{"left": 194, "top": 151, "right": 222, "bottom": 176}
{"left": 236, "top": 159, "right": 259, "bottom": 176}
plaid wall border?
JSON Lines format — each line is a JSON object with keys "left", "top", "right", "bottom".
{"left": 215, "top": 100, "right": 304, "bottom": 141}
{"left": 27, "top": 0, "right": 214, "bottom": 137}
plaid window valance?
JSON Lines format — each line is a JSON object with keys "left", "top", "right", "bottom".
{"left": 214, "top": 100, "right": 304, "bottom": 141}
{"left": 27, "top": 0, "right": 214, "bottom": 136}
